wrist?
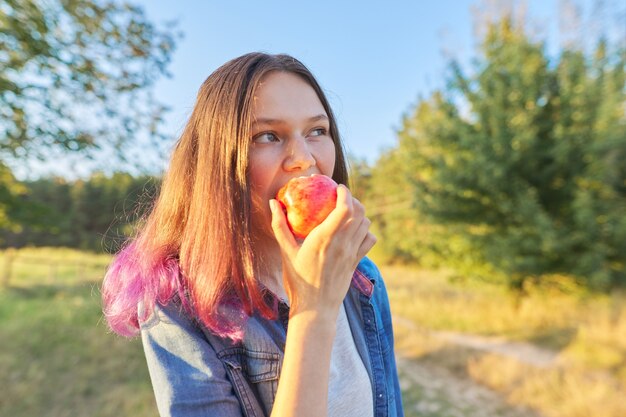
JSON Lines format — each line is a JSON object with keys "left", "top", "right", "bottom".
{"left": 288, "top": 308, "right": 339, "bottom": 333}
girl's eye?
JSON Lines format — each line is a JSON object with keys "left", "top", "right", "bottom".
{"left": 310, "top": 127, "right": 328, "bottom": 137}
{"left": 253, "top": 132, "right": 280, "bottom": 143}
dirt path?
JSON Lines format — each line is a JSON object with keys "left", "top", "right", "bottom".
{"left": 396, "top": 356, "right": 540, "bottom": 417}
{"left": 393, "top": 315, "right": 546, "bottom": 417}
{"left": 393, "top": 315, "right": 558, "bottom": 368}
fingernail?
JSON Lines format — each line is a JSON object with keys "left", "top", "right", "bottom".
{"left": 269, "top": 199, "right": 276, "bottom": 213}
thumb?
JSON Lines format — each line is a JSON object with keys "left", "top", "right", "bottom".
{"left": 269, "top": 199, "right": 298, "bottom": 255}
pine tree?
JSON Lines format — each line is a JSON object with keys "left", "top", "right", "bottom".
{"left": 398, "top": 18, "right": 625, "bottom": 290}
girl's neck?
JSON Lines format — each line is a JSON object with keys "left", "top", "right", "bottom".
{"left": 252, "top": 237, "right": 288, "bottom": 301}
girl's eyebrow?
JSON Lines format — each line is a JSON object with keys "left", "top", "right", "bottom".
{"left": 251, "top": 114, "right": 329, "bottom": 127}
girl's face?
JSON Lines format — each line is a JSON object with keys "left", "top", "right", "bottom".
{"left": 248, "top": 71, "right": 336, "bottom": 241}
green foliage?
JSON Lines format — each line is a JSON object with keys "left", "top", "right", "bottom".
{"left": 393, "top": 18, "right": 625, "bottom": 290}
{"left": 0, "top": 163, "right": 27, "bottom": 230}
{"left": 347, "top": 155, "right": 372, "bottom": 201}
{"left": 0, "top": 171, "right": 159, "bottom": 252}
{"left": 363, "top": 148, "right": 424, "bottom": 264}
{"left": 0, "top": 0, "right": 178, "bottom": 163}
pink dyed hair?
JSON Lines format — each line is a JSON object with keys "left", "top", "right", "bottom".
{"left": 101, "top": 53, "right": 349, "bottom": 341}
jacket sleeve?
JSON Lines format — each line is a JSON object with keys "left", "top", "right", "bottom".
{"left": 378, "top": 276, "right": 406, "bottom": 417}
{"left": 361, "top": 257, "right": 406, "bottom": 417}
{"left": 140, "top": 302, "right": 244, "bottom": 417}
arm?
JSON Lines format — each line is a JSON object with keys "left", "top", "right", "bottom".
{"left": 269, "top": 185, "right": 376, "bottom": 417}
{"left": 272, "top": 309, "right": 337, "bottom": 415}
{"left": 140, "top": 302, "right": 244, "bottom": 417}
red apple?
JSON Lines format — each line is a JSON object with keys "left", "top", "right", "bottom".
{"left": 276, "top": 174, "right": 338, "bottom": 239}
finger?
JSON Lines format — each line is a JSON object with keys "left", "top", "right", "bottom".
{"left": 352, "top": 216, "right": 372, "bottom": 244}
{"left": 333, "top": 184, "right": 353, "bottom": 214}
{"left": 338, "top": 215, "right": 372, "bottom": 270}
{"left": 321, "top": 185, "right": 353, "bottom": 231}
{"left": 269, "top": 199, "right": 298, "bottom": 255}
{"left": 354, "top": 231, "right": 377, "bottom": 268}
{"left": 343, "top": 198, "right": 366, "bottom": 235}
{"left": 352, "top": 197, "right": 365, "bottom": 218}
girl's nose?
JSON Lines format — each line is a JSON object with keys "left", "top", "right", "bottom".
{"left": 283, "top": 136, "right": 316, "bottom": 172}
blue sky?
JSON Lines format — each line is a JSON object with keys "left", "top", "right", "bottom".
{"left": 22, "top": 0, "right": 612, "bottom": 179}
{"left": 138, "top": 0, "right": 549, "bottom": 166}
{"left": 142, "top": 0, "right": 481, "bottom": 163}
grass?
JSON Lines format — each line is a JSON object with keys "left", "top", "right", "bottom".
{"left": 382, "top": 264, "right": 626, "bottom": 417}
{"left": 2, "top": 247, "right": 625, "bottom": 417}
{"left": 0, "top": 247, "right": 157, "bottom": 417}
{"left": 466, "top": 354, "right": 626, "bottom": 417}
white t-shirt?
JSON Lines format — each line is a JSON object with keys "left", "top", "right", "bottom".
{"left": 327, "top": 304, "right": 375, "bottom": 417}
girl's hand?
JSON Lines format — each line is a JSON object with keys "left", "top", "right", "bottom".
{"left": 269, "top": 184, "right": 376, "bottom": 318}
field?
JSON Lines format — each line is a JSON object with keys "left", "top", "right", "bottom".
{"left": 0, "top": 248, "right": 157, "bottom": 417}
{"left": 382, "top": 265, "right": 626, "bottom": 417}
{"left": 1, "top": 248, "right": 624, "bottom": 417}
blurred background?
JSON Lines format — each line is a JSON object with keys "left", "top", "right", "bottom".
{"left": 1, "top": 0, "right": 624, "bottom": 416}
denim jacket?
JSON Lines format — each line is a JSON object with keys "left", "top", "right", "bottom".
{"left": 140, "top": 257, "right": 404, "bottom": 417}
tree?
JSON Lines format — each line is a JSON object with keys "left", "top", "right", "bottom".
{"left": 71, "top": 171, "right": 157, "bottom": 251}
{"left": 398, "top": 17, "right": 625, "bottom": 290}
{"left": 0, "top": 171, "right": 159, "bottom": 251}
{"left": 3, "top": 176, "right": 74, "bottom": 247}
{"left": 0, "top": 0, "right": 178, "bottom": 166}
{"left": 362, "top": 147, "right": 422, "bottom": 264}
{"left": 0, "top": 164, "right": 26, "bottom": 231}
{"left": 347, "top": 155, "right": 372, "bottom": 202}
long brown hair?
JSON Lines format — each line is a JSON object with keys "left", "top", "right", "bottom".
{"left": 102, "top": 53, "right": 349, "bottom": 339}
